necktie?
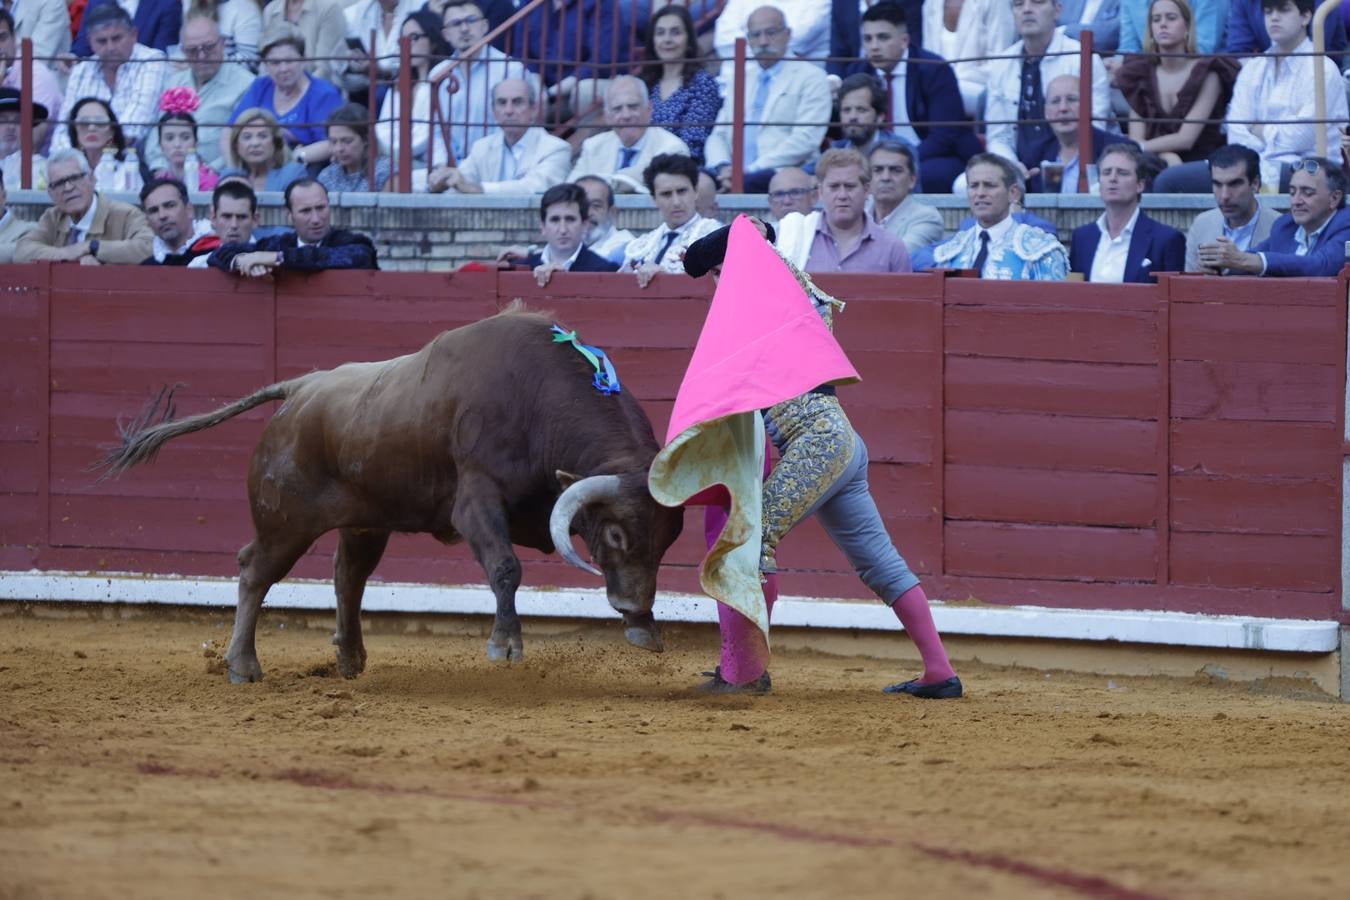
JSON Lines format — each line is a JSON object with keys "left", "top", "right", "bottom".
{"left": 745, "top": 67, "right": 774, "bottom": 166}
{"left": 65, "top": 223, "right": 82, "bottom": 246}
{"left": 1017, "top": 55, "right": 1047, "bottom": 163}
{"left": 619, "top": 145, "right": 638, "bottom": 169}
{"left": 498, "top": 143, "right": 518, "bottom": 181}
{"left": 972, "top": 230, "right": 991, "bottom": 276}
{"left": 653, "top": 230, "right": 679, "bottom": 264}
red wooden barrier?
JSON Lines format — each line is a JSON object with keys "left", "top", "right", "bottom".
{"left": 1, "top": 264, "right": 1345, "bottom": 621}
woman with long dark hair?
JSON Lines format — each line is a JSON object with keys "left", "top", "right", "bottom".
{"left": 642, "top": 4, "right": 720, "bottom": 165}
{"left": 375, "top": 9, "right": 452, "bottom": 168}
{"left": 67, "top": 96, "right": 142, "bottom": 193}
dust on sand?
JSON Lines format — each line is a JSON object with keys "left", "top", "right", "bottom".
{"left": 1, "top": 603, "right": 1348, "bottom": 900}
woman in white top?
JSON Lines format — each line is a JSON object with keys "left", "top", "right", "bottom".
{"left": 921, "top": 0, "right": 1016, "bottom": 118}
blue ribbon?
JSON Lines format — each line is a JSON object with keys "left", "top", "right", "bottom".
{"left": 551, "top": 325, "right": 622, "bottom": 395}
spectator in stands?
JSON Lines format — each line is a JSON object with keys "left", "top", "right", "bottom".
{"left": 643, "top": 4, "right": 720, "bottom": 165}
{"left": 0, "top": 88, "right": 48, "bottom": 189}
{"left": 71, "top": 0, "right": 178, "bottom": 56}
{"left": 152, "top": 105, "right": 221, "bottom": 193}
{"left": 983, "top": 0, "right": 1109, "bottom": 180}
{"left": 922, "top": 0, "right": 1015, "bottom": 118}
{"left": 568, "top": 75, "right": 691, "bottom": 194}
{"left": 1186, "top": 145, "right": 1280, "bottom": 273}
{"left": 623, "top": 152, "right": 722, "bottom": 286}
{"left": 1116, "top": 0, "right": 1237, "bottom": 183}
{"left": 52, "top": 4, "right": 164, "bottom": 151}
{"left": 1117, "top": 0, "right": 1227, "bottom": 54}
{"left": 0, "top": 167, "right": 35, "bottom": 262}
{"left": 374, "top": 9, "right": 451, "bottom": 169}
{"left": 514, "top": 183, "right": 622, "bottom": 285}
{"left": 145, "top": 14, "right": 254, "bottom": 174}
{"left": 717, "top": 0, "right": 831, "bottom": 84}
{"left": 8, "top": 0, "right": 70, "bottom": 60}
{"left": 187, "top": 178, "right": 260, "bottom": 268}
{"left": 66, "top": 97, "right": 141, "bottom": 193}
{"left": 210, "top": 177, "right": 379, "bottom": 274}
{"left": 1058, "top": 0, "right": 1121, "bottom": 51}
{"left": 15, "top": 147, "right": 154, "bottom": 264}
{"left": 318, "top": 104, "right": 392, "bottom": 192}
{"left": 931, "top": 153, "right": 1067, "bottom": 279}
{"left": 1196, "top": 156, "right": 1350, "bottom": 277}
{"left": 848, "top": 3, "right": 981, "bottom": 193}
{"left": 1025, "top": 74, "right": 1137, "bottom": 193}
{"left": 705, "top": 6, "right": 832, "bottom": 192}
{"left": 867, "top": 139, "right": 942, "bottom": 254}
{"left": 230, "top": 29, "right": 344, "bottom": 169}
{"left": 1226, "top": 0, "right": 1346, "bottom": 56}
{"left": 140, "top": 177, "right": 215, "bottom": 264}
{"left": 1069, "top": 144, "right": 1185, "bottom": 282}
{"left": 696, "top": 169, "right": 721, "bottom": 219}
{"left": 513, "top": 0, "right": 622, "bottom": 125}
{"left": 429, "top": 77, "right": 571, "bottom": 193}
{"left": 220, "top": 108, "right": 309, "bottom": 192}
{"left": 765, "top": 166, "right": 817, "bottom": 223}
{"left": 830, "top": 73, "right": 899, "bottom": 159}
{"left": 343, "top": 0, "right": 421, "bottom": 101}
{"left": 260, "top": 0, "right": 349, "bottom": 85}
{"left": 832, "top": 0, "right": 921, "bottom": 76}
{"left": 199, "top": 0, "right": 262, "bottom": 63}
{"left": 577, "top": 174, "right": 635, "bottom": 263}
{"left": 435, "top": 0, "right": 536, "bottom": 162}
{"left": 799, "top": 147, "right": 910, "bottom": 272}
{"left": 0, "top": 9, "right": 64, "bottom": 151}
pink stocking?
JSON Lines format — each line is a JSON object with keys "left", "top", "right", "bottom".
{"left": 704, "top": 504, "right": 776, "bottom": 685}
{"left": 891, "top": 585, "right": 956, "bottom": 683}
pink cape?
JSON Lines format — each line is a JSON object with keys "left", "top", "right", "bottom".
{"left": 647, "top": 216, "right": 859, "bottom": 634}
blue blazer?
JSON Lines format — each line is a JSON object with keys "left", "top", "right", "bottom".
{"left": 844, "top": 50, "right": 981, "bottom": 163}
{"left": 830, "top": 0, "right": 924, "bottom": 76}
{"left": 73, "top": 0, "right": 181, "bottom": 56}
{"left": 1254, "top": 207, "right": 1350, "bottom": 277}
{"left": 1058, "top": 0, "right": 1120, "bottom": 53}
{"left": 1226, "top": 0, "right": 1347, "bottom": 56}
{"left": 1023, "top": 128, "right": 1138, "bottom": 191}
{"left": 1069, "top": 211, "right": 1186, "bottom": 283}
{"left": 514, "top": 0, "right": 624, "bottom": 86}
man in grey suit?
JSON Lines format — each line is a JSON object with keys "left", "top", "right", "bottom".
{"left": 1058, "top": 0, "right": 1120, "bottom": 52}
{"left": 867, "top": 139, "right": 942, "bottom": 254}
{"left": 0, "top": 166, "right": 34, "bottom": 262}
{"left": 1186, "top": 145, "right": 1280, "bottom": 274}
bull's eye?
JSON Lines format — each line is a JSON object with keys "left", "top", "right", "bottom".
{"left": 602, "top": 523, "right": 628, "bottom": 554}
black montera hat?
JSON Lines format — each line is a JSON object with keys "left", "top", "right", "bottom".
{"left": 683, "top": 216, "right": 777, "bottom": 278}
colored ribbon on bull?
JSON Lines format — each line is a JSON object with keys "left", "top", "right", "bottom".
{"left": 550, "top": 325, "right": 622, "bottom": 395}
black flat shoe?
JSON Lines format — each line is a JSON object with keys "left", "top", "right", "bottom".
{"left": 697, "top": 666, "right": 772, "bottom": 694}
{"left": 882, "top": 676, "right": 962, "bottom": 699}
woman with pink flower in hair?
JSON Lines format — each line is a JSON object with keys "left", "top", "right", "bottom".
{"left": 153, "top": 87, "right": 221, "bottom": 193}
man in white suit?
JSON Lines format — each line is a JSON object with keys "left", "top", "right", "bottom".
{"left": 567, "top": 75, "right": 690, "bottom": 195}
{"left": 1186, "top": 145, "right": 1280, "bottom": 274}
{"left": 0, "top": 166, "right": 34, "bottom": 263}
{"left": 705, "top": 5, "right": 832, "bottom": 193}
{"left": 428, "top": 78, "right": 571, "bottom": 194}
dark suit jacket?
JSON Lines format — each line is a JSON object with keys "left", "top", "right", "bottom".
{"left": 1226, "top": 0, "right": 1346, "bottom": 56}
{"left": 830, "top": 0, "right": 924, "bottom": 76}
{"left": 523, "top": 246, "right": 620, "bottom": 272}
{"left": 844, "top": 49, "right": 980, "bottom": 163}
{"left": 1024, "top": 128, "right": 1139, "bottom": 192}
{"left": 1253, "top": 207, "right": 1350, "bottom": 277}
{"left": 73, "top": 0, "right": 181, "bottom": 56}
{"left": 514, "top": 0, "right": 624, "bottom": 86}
{"left": 1069, "top": 210, "right": 1186, "bottom": 283}
{"left": 209, "top": 229, "right": 379, "bottom": 272}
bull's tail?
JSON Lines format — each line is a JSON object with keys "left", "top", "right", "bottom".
{"left": 94, "top": 380, "right": 297, "bottom": 480}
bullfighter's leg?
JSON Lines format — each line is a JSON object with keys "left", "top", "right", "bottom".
{"left": 333, "top": 528, "right": 391, "bottom": 679}
{"left": 451, "top": 478, "right": 525, "bottom": 662}
{"left": 227, "top": 531, "right": 316, "bottom": 683}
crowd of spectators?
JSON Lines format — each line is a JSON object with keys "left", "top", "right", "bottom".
{"left": 0, "top": 0, "right": 1349, "bottom": 281}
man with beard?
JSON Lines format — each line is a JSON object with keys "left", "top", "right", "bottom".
{"left": 140, "top": 178, "right": 214, "bottom": 265}
{"left": 828, "top": 73, "right": 900, "bottom": 159}
{"left": 577, "top": 175, "right": 635, "bottom": 264}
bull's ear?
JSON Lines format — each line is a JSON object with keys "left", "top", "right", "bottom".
{"left": 602, "top": 523, "right": 628, "bottom": 553}
{"left": 556, "top": 469, "right": 582, "bottom": 490}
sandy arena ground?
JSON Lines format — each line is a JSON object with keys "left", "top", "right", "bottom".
{"left": 1, "top": 601, "right": 1348, "bottom": 900}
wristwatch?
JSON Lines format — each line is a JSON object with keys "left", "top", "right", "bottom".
{"left": 88, "top": 239, "right": 100, "bottom": 259}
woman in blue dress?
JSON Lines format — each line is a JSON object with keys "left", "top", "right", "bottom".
{"left": 229, "top": 30, "right": 344, "bottom": 170}
{"left": 642, "top": 4, "right": 720, "bottom": 165}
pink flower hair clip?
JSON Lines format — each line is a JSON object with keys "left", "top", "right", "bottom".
{"left": 159, "top": 86, "right": 202, "bottom": 116}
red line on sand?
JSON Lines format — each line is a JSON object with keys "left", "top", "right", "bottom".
{"left": 136, "top": 763, "right": 1166, "bottom": 899}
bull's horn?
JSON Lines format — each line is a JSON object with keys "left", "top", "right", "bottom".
{"left": 549, "top": 474, "right": 622, "bottom": 577}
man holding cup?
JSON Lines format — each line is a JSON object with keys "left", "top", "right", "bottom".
{"left": 1024, "top": 74, "right": 1136, "bottom": 193}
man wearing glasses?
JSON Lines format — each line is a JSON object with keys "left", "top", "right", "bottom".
{"left": 1196, "top": 156, "right": 1350, "bottom": 277}
{"left": 765, "top": 167, "right": 817, "bottom": 225}
{"left": 434, "top": 0, "right": 535, "bottom": 161}
{"left": 14, "top": 148, "right": 153, "bottom": 265}
{"left": 144, "top": 14, "right": 254, "bottom": 173}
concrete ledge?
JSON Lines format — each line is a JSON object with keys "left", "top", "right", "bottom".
{"left": 0, "top": 570, "right": 1338, "bottom": 654}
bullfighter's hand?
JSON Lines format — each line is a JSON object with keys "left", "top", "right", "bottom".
{"left": 533, "top": 262, "right": 564, "bottom": 286}
{"left": 745, "top": 216, "right": 769, "bottom": 238}
{"left": 635, "top": 262, "right": 661, "bottom": 288}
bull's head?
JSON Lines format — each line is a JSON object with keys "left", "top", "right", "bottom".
{"left": 549, "top": 470, "right": 684, "bottom": 652}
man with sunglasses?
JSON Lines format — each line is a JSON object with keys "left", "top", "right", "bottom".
{"left": 1197, "top": 156, "right": 1350, "bottom": 277}
{"left": 15, "top": 148, "right": 153, "bottom": 265}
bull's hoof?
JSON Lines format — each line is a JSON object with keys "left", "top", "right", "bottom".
{"left": 486, "top": 639, "right": 524, "bottom": 662}
{"left": 624, "top": 625, "right": 664, "bottom": 653}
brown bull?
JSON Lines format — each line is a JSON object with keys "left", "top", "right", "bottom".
{"left": 99, "top": 306, "right": 684, "bottom": 683}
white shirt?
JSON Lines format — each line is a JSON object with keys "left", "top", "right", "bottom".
{"left": 1228, "top": 38, "right": 1348, "bottom": 189}
{"left": 1077, "top": 0, "right": 1105, "bottom": 25}
{"left": 50, "top": 43, "right": 166, "bottom": 149}
{"left": 586, "top": 223, "right": 635, "bottom": 264}
{"left": 541, "top": 241, "right": 584, "bottom": 269}
{"left": 622, "top": 213, "right": 722, "bottom": 274}
{"left": 972, "top": 213, "right": 1015, "bottom": 277}
{"left": 152, "top": 218, "right": 213, "bottom": 262}
{"left": 70, "top": 195, "right": 100, "bottom": 242}
{"left": 874, "top": 52, "right": 920, "bottom": 148}
{"left": 345, "top": 0, "right": 421, "bottom": 74}
{"left": 1088, "top": 207, "right": 1139, "bottom": 284}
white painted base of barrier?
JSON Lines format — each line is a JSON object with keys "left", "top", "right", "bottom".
{"left": 0, "top": 570, "right": 1339, "bottom": 654}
